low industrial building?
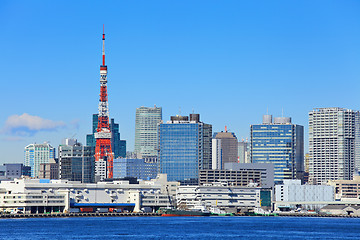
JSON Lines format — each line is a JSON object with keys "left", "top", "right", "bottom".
{"left": 199, "top": 169, "right": 262, "bottom": 187}
{"left": 0, "top": 174, "right": 179, "bottom": 214}
{"left": 177, "top": 183, "right": 261, "bottom": 213}
{"left": 274, "top": 180, "right": 335, "bottom": 211}
{"left": 224, "top": 163, "right": 274, "bottom": 188}
{"left": 320, "top": 204, "right": 360, "bottom": 216}
{"left": 0, "top": 185, "right": 68, "bottom": 214}
{"left": 328, "top": 176, "right": 360, "bottom": 202}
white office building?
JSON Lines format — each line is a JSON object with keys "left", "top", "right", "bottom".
{"left": 212, "top": 139, "right": 222, "bottom": 169}
{"left": 274, "top": 180, "right": 334, "bottom": 210}
{"left": 24, "top": 143, "right": 55, "bottom": 178}
{"left": 177, "top": 184, "right": 261, "bottom": 212}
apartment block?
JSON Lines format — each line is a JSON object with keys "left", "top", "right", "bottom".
{"left": 309, "top": 108, "right": 360, "bottom": 184}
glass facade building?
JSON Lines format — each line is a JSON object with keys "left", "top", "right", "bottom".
{"left": 158, "top": 114, "right": 212, "bottom": 185}
{"left": 86, "top": 114, "right": 126, "bottom": 159}
{"left": 24, "top": 143, "right": 55, "bottom": 178}
{"left": 250, "top": 115, "right": 304, "bottom": 183}
{"left": 134, "top": 106, "right": 162, "bottom": 158}
{"left": 110, "top": 118, "right": 126, "bottom": 159}
{"left": 113, "top": 158, "right": 158, "bottom": 180}
{"left": 59, "top": 139, "right": 94, "bottom": 183}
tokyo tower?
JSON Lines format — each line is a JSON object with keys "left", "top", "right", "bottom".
{"left": 94, "top": 25, "right": 114, "bottom": 180}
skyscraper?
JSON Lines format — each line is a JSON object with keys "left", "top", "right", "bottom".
{"left": 238, "top": 140, "right": 250, "bottom": 164}
{"left": 250, "top": 115, "right": 304, "bottom": 183}
{"left": 213, "top": 128, "right": 238, "bottom": 169}
{"left": 24, "top": 143, "right": 55, "bottom": 178}
{"left": 212, "top": 138, "right": 222, "bottom": 169}
{"left": 59, "top": 139, "right": 94, "bottom": 183}
{"left": 134, "top": 106, "right": 162, "bottom": 158}
{"left": 309, "top": 108, "right": 360, "bottom": 184}
{"left": 110, "top": 118, "right": 126, "bottom": 159}
{"left": 158, "top": 114, "right": 212, "bottom": 184}
{"left": 86, "top": 114, "right": 126, "bottom": 159}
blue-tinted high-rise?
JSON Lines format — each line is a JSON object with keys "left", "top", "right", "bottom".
{"left": 250, "top": 115, "right": 304, "bottom": 183}
{"left": 113, "top": 158, "right": 158, "bottom": 180}
{"left": 158, "top": 114, "right": 212, "bottom": 185}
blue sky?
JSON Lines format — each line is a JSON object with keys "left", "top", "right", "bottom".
{"left": 1, "top": 1, "right": 360, "bottom": 164}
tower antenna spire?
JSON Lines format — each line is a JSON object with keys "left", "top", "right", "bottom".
{"left": 102, "top": 24, "right": 105, "bottom": 66}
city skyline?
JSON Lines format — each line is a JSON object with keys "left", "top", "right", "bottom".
{"left": 1, "top": 1, "right": 360, "bottom": 164}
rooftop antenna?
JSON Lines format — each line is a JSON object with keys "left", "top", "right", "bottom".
{"left": 282, "top": 108, "right": 284, "bottom": 117}
{"left": 266, "top": 106, "right": 269, "bottom": 115}
{"left": 102, "top": 24, "right": 105, "bottom": 66}
{"left": 179, "top": 107, "right": 181, "bottom": 116}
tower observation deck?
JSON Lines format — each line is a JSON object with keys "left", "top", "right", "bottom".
{"left": 94, "top": 26, "right": 114, "bottom": 180}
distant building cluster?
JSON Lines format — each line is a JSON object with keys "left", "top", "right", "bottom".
{"left": 3, "top": 33, "right": 360, "bottom": 215}
{"left": 1, "top": 106, "right": 359, "bottom": 215}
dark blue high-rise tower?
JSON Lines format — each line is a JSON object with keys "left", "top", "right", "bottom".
{"left": 158, "top": 114, "right": 212, "bottom": 185}
{"left": 250, "top": 115, "right": 304, "bottom": 183}
{"left": 86, "top": 114, "right": 126, "bottom": 159}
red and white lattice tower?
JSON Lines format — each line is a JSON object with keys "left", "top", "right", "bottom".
{"left": 94, "top": 25, "right": 114, "bottom": 179}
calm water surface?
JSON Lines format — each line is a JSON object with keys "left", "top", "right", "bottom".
{"left": 0, "top": 216, "right": 359, "bottom": 239}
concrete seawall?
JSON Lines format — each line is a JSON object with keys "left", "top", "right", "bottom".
{"left": 277, "top": 213, "right": 360, "bottom": 218}
{"left": 0, "top": 212, "right": 161, "bottom": 219}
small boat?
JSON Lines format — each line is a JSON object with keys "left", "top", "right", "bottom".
{"left": 209, "top": 206, "right": 233, "bottom": 216}
{"left": 245, "top": 207, "right": 278, "bottom": 216}
{"left": 159, "top": 205, "right": 211, "bottom": 217}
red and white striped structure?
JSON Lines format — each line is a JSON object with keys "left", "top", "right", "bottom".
{"left": 94, "top": 25, "right": 114, "bottom": 179}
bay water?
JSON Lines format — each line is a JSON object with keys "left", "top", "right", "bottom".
{"left": 1, "top": 216, "right": 359, "bottom": 239}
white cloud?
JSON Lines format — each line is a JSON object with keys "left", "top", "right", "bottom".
{"left": 2, "top": 113, "right": 66, "bottom": 136}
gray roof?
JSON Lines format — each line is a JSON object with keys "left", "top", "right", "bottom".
{"left": 321, "top": 204, "right": 360, "bottom": 210}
